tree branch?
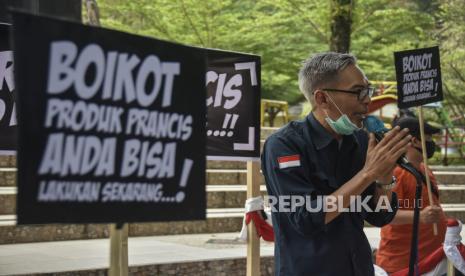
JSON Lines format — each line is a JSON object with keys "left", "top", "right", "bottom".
{"left": 444, "top": 83, "right": 465, "bottom": 110}
{"left": 356, "top": 25, "right": 417, "bottom": 54}
{"left": 179, "top": 0, "right": 205, "bottom": 46}
{"left": 450, "top": 63, "right": 465, "bottom": 83}
{"left": 351, "top": 7, "right": 379, "bottom": 35}
{"left": 287, "top": 0, "right": 328, "bottom": 44}
{"left": 144, "top": 10, "right": 175, "bottom": 40}
{"left": 200, "top": 2, "right": 211, "bottom": 47}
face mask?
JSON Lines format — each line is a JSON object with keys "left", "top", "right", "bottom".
{"left": 324, "top": 93, "right": 361, "bottom": 135}
{"left": 414, "top": 140, "right": 436, "bottom": 159}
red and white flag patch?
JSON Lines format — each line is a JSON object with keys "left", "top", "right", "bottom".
{"left": 277, "top": 155, "right": 301, "bottom": 169}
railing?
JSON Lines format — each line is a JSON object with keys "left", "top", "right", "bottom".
{"left": 433, "top": 127, "right": 465, "bottom": 166}
{"left": 261, "top": 99, "right": 289, "bottom": 127}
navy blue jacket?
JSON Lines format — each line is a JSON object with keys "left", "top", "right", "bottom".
{"left": 261, "top": 113, "right": 398, "bottom": 276}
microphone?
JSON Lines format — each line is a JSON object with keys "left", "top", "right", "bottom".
{"left": 363, "top": 115, "right": 410, "bottom": 166}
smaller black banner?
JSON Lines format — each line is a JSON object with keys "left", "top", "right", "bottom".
{"left": 206, "top": 49, "right": 261, "bottom": 161}
{"left": 394, "top": 46, "right": 443, "bottom": 108}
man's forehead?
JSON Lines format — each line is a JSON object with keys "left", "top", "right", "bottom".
{"left": 355, "top": 64, "right": 368, "bottom": 78}
{"left": 337, "top": 64, "right": 369, "bottom": 88}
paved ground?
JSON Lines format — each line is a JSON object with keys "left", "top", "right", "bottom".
{"left": 0, "top": 228, "right": 463, "bottom": 275}
{"left": 0, "top": 232, "right": 272, "bottom": 275}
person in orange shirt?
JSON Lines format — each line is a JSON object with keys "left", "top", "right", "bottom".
{"left": 376, "top": 116, "right": 447, "bottom": 274}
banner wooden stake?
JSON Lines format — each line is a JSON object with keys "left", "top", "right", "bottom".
{"left": 447, "top": 259, "right": 456, "bottom": 276}
{"left": 121, "top": 224, "right": 129, "bottom": 275}
{"left": 109, "top": 223, "right": 129, "bottom": 276}
{"left": 418, "top": 106, "right": 438, "bottom": 235}
{"left": 246, "top": 161, "right": 261, "bottom": 276}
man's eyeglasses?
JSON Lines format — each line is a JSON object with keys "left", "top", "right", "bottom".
{"left": 321, "top": 87, "right": 375, "bottom": 101}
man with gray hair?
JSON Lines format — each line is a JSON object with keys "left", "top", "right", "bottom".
{"left": 261, "top": 52, "right": 411, "bottom": 275}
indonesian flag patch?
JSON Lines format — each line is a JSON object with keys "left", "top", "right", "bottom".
{"left": 277, "top": 155, "right": 301, "bottom": 169}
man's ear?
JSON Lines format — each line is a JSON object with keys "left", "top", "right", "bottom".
{"left": 314, "top": 90, "right": 330, "bottom": 109}
{"left": 411, "top": 136, "right": 421, "bottom": 147}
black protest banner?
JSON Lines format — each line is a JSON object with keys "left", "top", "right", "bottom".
{"left": 394, "top": 46, "right": 443, "bottom": 108}
{"left": 12, "top": 12, "right": 206, "bottom": 224}
{"left": 0, "top": 23, "right": 17, "bottom": 154}
{"left": 206, "top": 49, "right": 260, "bottom": 161}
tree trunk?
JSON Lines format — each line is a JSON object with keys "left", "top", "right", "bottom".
{"left": 329, "top": 0, "right": 353, "bottom": 53}
{"left": 84, "top": 0, "right": 101, "bottom": 26}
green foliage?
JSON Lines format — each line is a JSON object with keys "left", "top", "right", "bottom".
{"left": 98, "top": 0, "right": 330, "bottom": 103}
{"left": 97, "top": 0, "right": 464, "bottom": 118}
{"left": 351, "top": 0, "right": 436, "bottom": 81}
{"left": 435, "top": 0, "right": 465, "bottom": 125}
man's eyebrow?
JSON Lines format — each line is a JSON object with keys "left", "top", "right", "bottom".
{"left": 349, "top": 84, "right": 367, "bottom": 89}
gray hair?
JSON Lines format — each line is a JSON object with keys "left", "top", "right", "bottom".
{"left": 298, "top": 52, "right": 357, "bottom": 107}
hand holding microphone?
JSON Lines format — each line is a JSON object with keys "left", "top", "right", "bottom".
{"left": 361, "top": 115, "right": 412, "bottom": 182}
{"left": 364, "top": 115, "right": 413, "bottom": 166}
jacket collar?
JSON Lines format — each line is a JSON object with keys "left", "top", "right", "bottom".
{"left": 307, "top": 112, "right": 359, "bottom": 150}
{"left": 307, "top": 112, "right": 335, "bottom": 150}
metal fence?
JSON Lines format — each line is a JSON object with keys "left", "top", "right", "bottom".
{"left": 433, "top": 127, "right": 465, "bottom": 165}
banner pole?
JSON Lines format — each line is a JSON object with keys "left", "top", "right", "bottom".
{"left": 109, "top": 223, "right": 128, "bottom": 276}
{"left": 121, "top": 224, "right": 129, "bottom": 276}
{"left": 447, "top": 259, "right": 456, "bottom": 276}
{"left": 418, "top": 106, "right": 438, "bottom": 235}
{"left": 246, "top": 161, "right": 261, "bottom": 276}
